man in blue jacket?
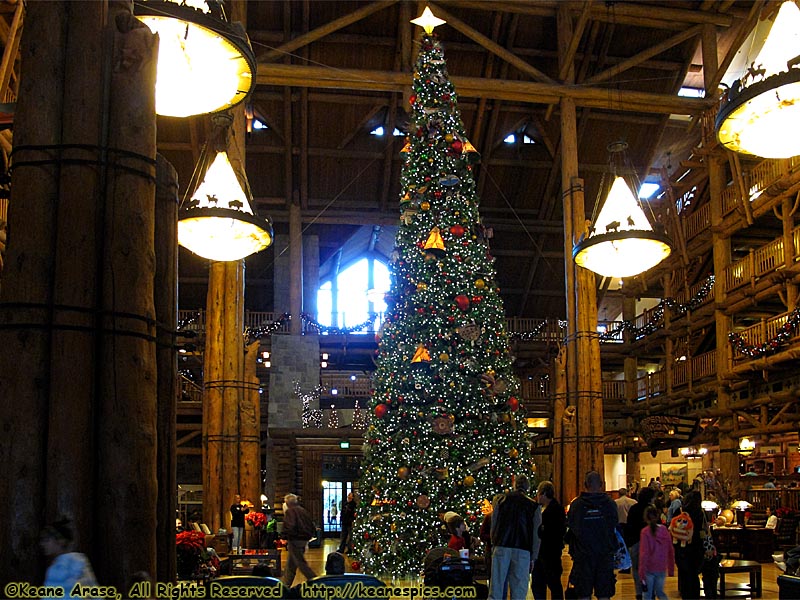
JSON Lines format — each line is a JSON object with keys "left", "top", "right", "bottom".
{"left": 489, "top": 474, "right": 541, "bottom": 600}
{"left": 566, "top": 471, "right": 619, "bottom": 600}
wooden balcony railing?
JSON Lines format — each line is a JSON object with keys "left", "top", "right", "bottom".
{"left": 682, "top": 202, "right": 710, "bottom": 241}
{"left": 179, "top": 373, "right": 202, "bottom": 403}
{"left": 731, "top": 310, "right": 800, "bottom": 359}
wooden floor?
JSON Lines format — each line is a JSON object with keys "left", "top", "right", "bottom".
{"left": 283, "top": 538, "right": 785, "bottom": 598}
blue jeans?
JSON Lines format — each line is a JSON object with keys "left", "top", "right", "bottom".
{"left": 644, "top": 571, "right": 667, "bottom": 600}
{"left": 630, "top": 543, "right": 643, "bottom": 597}
{"left": 489, "top": 546, "right": 531, "bottom": 600}
{"left": 232, "top": 526, "right": 243, "bottom": 550}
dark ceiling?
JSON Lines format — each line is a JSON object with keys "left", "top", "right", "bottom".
{"left": 160, "top": 0, "right": 763, "bottom": 321}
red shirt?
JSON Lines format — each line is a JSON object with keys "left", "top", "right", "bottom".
{"left": 448, "top": 534, "right": 466, "bottom": 551}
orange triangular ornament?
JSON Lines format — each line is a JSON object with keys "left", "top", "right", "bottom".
{"left": 423, "top": 226, "right": 446, "bottom": 258}
{"left": 411, "top": 344, "right": 431, "bottom": 364}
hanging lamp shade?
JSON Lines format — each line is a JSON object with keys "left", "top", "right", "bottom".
{"left": 134, "top": 0, "right": 256, "bottom": 118}
{"left": 573, "top": 176, "right": 672, "bottom": 279}
{"left": 716, "top": 1, "right": 800, "bottom": 158}
{"left": 178, "top": 149, "right": 272, "bottom": 261}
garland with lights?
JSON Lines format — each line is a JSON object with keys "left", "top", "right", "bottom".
{"left": 300, "top": 313, "right": 377, "bottom": 335}
{"left": 598, "top": 276, "right": 715, "bottom": 342}
{"left": 728, "top": 306, "right": 800, "bottom": 358}
{"left": 352, "top": 399, "right": 369, "bottom": 430}
{"left": 508, "top": 319, "right": 551, "bottom": 341}
{"left": 245, "top": 312, "right": 291, "bottom": 343}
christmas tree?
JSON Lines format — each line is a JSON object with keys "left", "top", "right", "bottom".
{"left": 353, "top": 11, "right": 532, "bottom": 576}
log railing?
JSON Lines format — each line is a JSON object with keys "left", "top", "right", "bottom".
{"left": 745, "top": 488, "right": 800, "bottom": 512}
{"left": 320, "top": 373, "right": 372, "bottom": 398}
{"left": 179, "top": 373, "right": 202, "bottom": 403}
{"left": 731, "top": 311, "right": 800, "bottom": 359}
{"left": 682, "top": 202, "right": 711, "bottom": 241}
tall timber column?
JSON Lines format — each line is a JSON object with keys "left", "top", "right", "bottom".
{"left": 559, "top": 98, "right": 605, "bottom": 501}
{"left": 0, "top": 3, "right": 159, "bottom": 587}
{"left": 202, "top": 0, "right": 260, "bottom": 533}
{"left": 623, "top": 296, "right": 639, "bottom": 487}
{"left": 289, "top": 196, "right": 304, "bottom": 335}
{"left": 709, "top": 152, "right": 738, "bottom": 495}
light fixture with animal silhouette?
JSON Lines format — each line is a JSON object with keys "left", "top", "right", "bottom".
{"left": 134, "top": 0, "right": 256, "bottom": 118}
{"left": 716, "top": 1, "right": 800, "bottom": 159}
{"left": 177, "top": 113, "right": 272, "bottom": 261}
{"left": 572, "top": 141, "right": 672, "bottom": 278}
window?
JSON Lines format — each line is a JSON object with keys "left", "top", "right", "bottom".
{"left": 317, "top": 257, "right": 390, "bottom": 328}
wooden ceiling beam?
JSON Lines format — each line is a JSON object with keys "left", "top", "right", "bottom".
{"left": 256, "top": 0, "right": 399, "bottom": 63}
{"left": 436, "top": 0, "right": 736, "bottom": 29}
{"left": 583, "top": 24, "right": 703, "bottom": 86}
{"left": 428, "top": 2, "right": 555, "bottom": 85}
{"left": 256, "top": 64, "right": 712, "bottom": 115}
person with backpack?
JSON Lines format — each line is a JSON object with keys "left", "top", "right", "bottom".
{"left": 670, "top": 490, "right": 704, "bottom": 599}
{"left": 281, "top": 493, "right": 318, "bottom": 586}
{"left": 565, "top": 471, "right": 618, "bottom": 600}
{"left": 638, "top": 505, "right": 674, "bottom": 600}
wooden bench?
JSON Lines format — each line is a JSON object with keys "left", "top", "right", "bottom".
{"left": 718, "top": 559, "right": 762, "bottom": 598}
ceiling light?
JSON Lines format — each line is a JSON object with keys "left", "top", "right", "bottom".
{"left": 178, "top": 116, "right": 272, "bottom": 261}
{"left": 716, "top": 1, "right": 800, "bottom": 158}
{"left": 573, "top": 142, "right": 672, "bottom": 278}
{"left": 135, "top": 0, "right": 256, "bottom": 117}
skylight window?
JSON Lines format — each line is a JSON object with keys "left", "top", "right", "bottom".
{"left": 678, "top": 87, "right": 704, "bottom": 98}
{"left": 504, "top": 133, "right": 535, "bottom": 144}
{"left": 253, "top": 119, "right": 268, "bottom": 130}
{"left": 370, "top": 126, "right": 385, "bottom": 136}
{"left": 638, "top": 182, "right": 660, "bottom": 199}
{"left": 393, "top": 128, "right": 404, "bottom": 137}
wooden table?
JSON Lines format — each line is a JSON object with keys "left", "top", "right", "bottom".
{"left": 718, "top": 559, "right": 762, "bottom": 598}
{"left": 712, "top": 527, "right": 775, "bottom": 562}
{"left": 229, "top": 550, "right": 282, "bottom": 576}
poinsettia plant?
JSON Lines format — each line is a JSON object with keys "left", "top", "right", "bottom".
{"left": 246, "top": 511, "right": 267, "bottom": 529}
{"left": 176, "top": 530, "right": 217, "bottom": 580}
{"left": 776, "top": 506, "right": 799, "bottom": 518}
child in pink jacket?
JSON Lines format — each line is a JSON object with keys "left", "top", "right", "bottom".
{"left": 639, "top": 505, "right": 675, "bottom": 600}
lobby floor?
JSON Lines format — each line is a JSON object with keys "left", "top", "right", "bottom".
{"left": 278, "top": 537, "right": 784, "bottom": 598}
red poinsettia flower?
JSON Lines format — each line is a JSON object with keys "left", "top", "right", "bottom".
{"left": 246, "top": 511, "right": 267, "bottom": 528}
{"left": 176, "top": 530, "right": 206, "bottom": 554}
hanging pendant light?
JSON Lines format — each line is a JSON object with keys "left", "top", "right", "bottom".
{"left": 573, "top": 142, "right": 672, "bottom": 279}
{"left": 178, "top": 115, "right": 272, "bottom": 262}
{"left": 716, "top": 1, "right": 800, "bottom": 158}
{"left": 134, "top": 0, "right": 256, "bottom": 118}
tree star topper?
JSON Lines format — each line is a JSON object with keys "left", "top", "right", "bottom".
{"left": 411, "top": 6, "right": 446, "bottom": 34}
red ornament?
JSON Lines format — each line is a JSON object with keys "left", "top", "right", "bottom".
{"left": 375, "top": 404, "right": 389, "bottom": 418}
{"left": 455, "top": 295, "right": 470, "bottom": 311}
{"left": 472, "top": 296, "right": 482, "bottom": 304}
{"left": 508, "top": 396, "right": 519, "bottom": 411}
{"left": 409, "top": 95, "right": 416, "bottom": 105}
{"left": 450, "top": 224, "right": 465, "bottom": 237}
{"left": 351, "top": 561, "right": 361, "bottom": 571}
{"left": 452, "top": 140, "right": 463, "bottom": 153}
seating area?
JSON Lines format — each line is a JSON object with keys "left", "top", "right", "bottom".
{"left": 192, "top": 538, "right": 791, "bottom": 599}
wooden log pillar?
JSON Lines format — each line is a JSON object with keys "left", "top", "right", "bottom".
{"left": 559, "top": 97, "right": 605, "bottom": 500}
{"left": 203, "top": 0, "right": 262, "bottom": 529}
{"left": 781, "top": 195, "right": 797, "bottom": 309}
{"left": 623, "top": 296, "right": 638, "bottom": 487}
{"left": 0, "top": 2, "right": 159, "bottom": 587}
{"left": 551, "top": 347, "right": 569, "bottom": 503}
{"left": 96, "top": 8, "right": 159, "bottom": 586}
{"left": 710, "top": 151, "right": 739, "bottom": 498}
{"left": 0, "top": 1, "right": 68, "bottom": 582}
{"left": 155, "top": 154, "right": 178, "bottom": 582}
{"left": 242, "top": 340, "right": 263, "bottom": 516}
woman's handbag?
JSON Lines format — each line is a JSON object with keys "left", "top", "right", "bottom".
{"left": 700, "top": 514, "right": 717, "bottom": 561}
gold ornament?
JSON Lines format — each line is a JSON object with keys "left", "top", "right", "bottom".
{"left": 475, "top": 278, "right": 486, "bottom": 289}
{"left": 397, "top": 466, "right": 410, "bottom": 479}
{"left": 420, "top": 201, "right": 431, "bottom": 211}
{"left": 439, "top": 352, "right": 449, "bottom": 362}
{"left": 508, "top": 448, "right": 519, "bottom": 459}
{"left": 417, "top": 282, "right": 428, "bottom": 291}
{"left": 463, "top": 475, "right": 475, "bottom": 487}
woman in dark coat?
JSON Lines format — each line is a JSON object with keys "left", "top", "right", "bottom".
{"left": 672, "top": 490, "right": 704, "bottom": 599}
